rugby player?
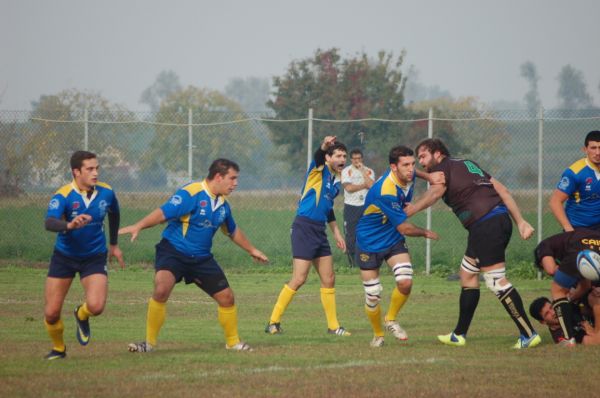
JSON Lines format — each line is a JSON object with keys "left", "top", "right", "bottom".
{"left": 265, "top": 136, "right": 350, "bottom": 336}
{"left": 43, "top": 150, "right": 124, "bottom": 360}
{"left": 406, "top": 138, "right": 540, "bottom": 349}
{"left": 120, "top": 159, "right": 268, "bottom": 352}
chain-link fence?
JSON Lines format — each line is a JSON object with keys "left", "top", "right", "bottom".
{"left": 1, "top": 108, "right": 599, "bottom": 273}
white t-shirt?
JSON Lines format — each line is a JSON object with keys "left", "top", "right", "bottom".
{"left": 341, "top": 165, "right": 375, "bottom": 206}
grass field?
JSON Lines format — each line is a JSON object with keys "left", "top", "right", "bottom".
{"left": 1, "top": 265, "right": 598, "bottom": 398}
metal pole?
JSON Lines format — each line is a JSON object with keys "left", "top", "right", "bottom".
{"left": 188, "top": 108, "right": 193, "bottom": 181}
{"left": 307, "top": 108, "right": 313, "bottom": 169}
{"left": 537, "top": 105, "right": 544, "bottom": 279}
{"left": 84, "top": 106, "right": 89, "bottom": 150}
{"left": 426, "top": 108, "right": 433, "bottom": 275}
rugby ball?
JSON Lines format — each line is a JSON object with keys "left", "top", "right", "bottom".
{"left": 576, "top": 249, "right": 600, "bottom": 281}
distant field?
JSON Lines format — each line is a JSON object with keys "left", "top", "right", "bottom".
{"left": 0, "top": 266, "right": 597, "bottom": 398}
{"left": 0, "top": 192, "right": 562, "bottom": 276}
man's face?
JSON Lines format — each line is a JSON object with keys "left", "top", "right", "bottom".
{"left": 214, "top": 168, "right": 239, "bottom": 195}
{"left": 584, "top": 140, "right": 600, "bottom": 167}
{"left": 417, "top": 148, "right": 439, "bottom": 172}
{"left": 350, "top": 153, "right": 363, "bottom": 168}
{"left": 73, "top": 158, "right": 99, "bottom": 191}
{"left": 327, "top": 149, "right": 347, "bottom": 173}
{"left": 539, "top": 302, "right": 558, "bottom": 326}
{"left": 390, "top": 155, "right": 415, "bottom": 185}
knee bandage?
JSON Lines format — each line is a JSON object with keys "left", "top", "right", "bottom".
{"left": 483, "top": 268, "right": 512, "bottom": 294}
{"left": 460, "top": 256, "right": 479, "bottom": 274}
{"left": 363, "top": 278, "right": 383, "bottom": 308}
{"left": 392, "top": 263, "right": 413, "bottom": 282}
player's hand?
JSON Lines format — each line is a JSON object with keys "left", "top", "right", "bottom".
{"left": 591, "top": 287, "right": 600, "bottom": 297}
{"left": 321, "top": 136, "right": 337, "bottom": 151}
{"left": 67, "top": 214, "right": 92, "bottom": 230}
{"left": 249, "top": 248, "right": 269, "bottom": 264}
{"left": 403, "top": 203, "right": 415, "bottom": 217}
{"left": 119, "top": 225, "right": 140, "bottom": 242}
{"left": 428, "top": 171, "right": 445, "bottom": 185}
{"left": 518, "top": 220, "right": 535, "bottom": 240}
{"left": 334, "top": 231, "right": 346, "bottom": 252}
{"left": 424, "top": 230, "right": 439, "bottom": 240}
{"left": 582, "top": 320, "right": 594, "bottom": 335}
{"left": 109, "top": 244, "right": 125, "bottom": 270}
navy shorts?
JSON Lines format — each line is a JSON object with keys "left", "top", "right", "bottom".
{"left": 155, "top": 239, "right": 229, "bottom": 296}
{"left": 291, "top": 216, "right": 332, "bottom": 260}
{"left": 465, "top": 213, "right": 512, "bottom": 268}
{"left": 355, "top": 240, "right": 409, "bottom": 270}
{"left": 48, "top": 250, "right": 107, "bottom": 279}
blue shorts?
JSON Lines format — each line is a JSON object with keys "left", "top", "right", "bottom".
{"left": 553, "top": 269, "right": 579, "bottom": 289}
{"left": 355, "top": 240, "right": 409, "bottom": 270}
{"left": 48, "top": 250, "right": 107, "bottom": 279}
{"left": 291, "top": 216, "right": 332, "bottom": 260}
{"left": 155, "top": 239, "right": 229, "bottom": 296}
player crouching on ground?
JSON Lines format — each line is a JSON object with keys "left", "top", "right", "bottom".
{"left": 120, "top": 159, "right": 269, "bottom": 352}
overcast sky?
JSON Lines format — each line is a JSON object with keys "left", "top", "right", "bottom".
{"left": 2, "top": 0, "right": 599, "bottom": 111}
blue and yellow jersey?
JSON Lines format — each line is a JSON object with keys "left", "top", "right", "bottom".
{"left": 160, "top": 180, "right": 236, "bottom": 258}
{"left": 296, "top": 158, "right": 341, "bottom": 223}
{"left": 355, "top": 169, "right": 414, "bottom": 253}
{"left": 45, "top": 181, "right": 119, "bottom": 258}
{"left": 557, "top": 158, "right": 600, "bottom": 227}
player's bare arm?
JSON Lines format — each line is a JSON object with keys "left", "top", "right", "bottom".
{"left": 230, "top": 228, "right": 269, "bottom": 264}
{"left": 328, "top": 220, "right": 346, "bottom": 252}
{"left": 397, "top": 222, "right": 439, "bottom": 240}
{"left": 548, "top": 189, "right": 574, "bottom": 232}
{"left": 415, "top": 169, "right": 445, "bottom": 185}
{"left": 68, "top": 214, "right": 93, "bottom": 230}
{"left": 404, "top": 183, "right": 446, "bottom": 217}
{"left": 119, "top": 208, "right": 167, "bottom": 242}
{"left": 109, "top": 244, "right": 125, "bottom": 269}
{"left": 490, "top": 178, "right": 534, "bottom": 240}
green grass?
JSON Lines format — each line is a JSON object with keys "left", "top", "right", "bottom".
{"left": 0, "top": 266, "right": 597, "bottom": 397}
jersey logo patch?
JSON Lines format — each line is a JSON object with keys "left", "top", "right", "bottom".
{"left": 360, "top": 253, "right": 370, "bottom": 262}
{"left": 49, "top": 199, "right": 60, "bottom": 210}
{"left": 558, "top": 177, "right": 570, "bottom": 190}
{"left": 72, "top": 201, "right": 80, "bottom": 210}
{"left": 170, "top": 195, "right": 182, "bottom": 206}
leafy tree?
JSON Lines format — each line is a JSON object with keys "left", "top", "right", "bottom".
{"left": 520, "top": 61, "right": 541, "bottom": 114}
{"left": 557, "top": 65, "right": 593, "bottom": 110}
{"left": 225, "top": 77, "right": 271, "bottom": 112}
{"left": 140, "top": 70, "right": 182, "bottom": 112}
{"left": 144, "top": 86, "right": 260, "bottom": 181}
{"left": 29, "top": 89, "right": 135, "bottom": 187}
{"left": 404, "top": 65, "right": 452, "bottom": 104}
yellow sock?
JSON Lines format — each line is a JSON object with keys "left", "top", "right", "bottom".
{"left": 365, "top": 304, "right": 384, "bottom": 337}
{"left": 77, "top": 302, "right": 93, "bottom": 321}
{"left": 218, "top": 305, "right": 240, "bottom": 347}
{"left": 146, "top": 298, "right": 166, "bottom": 346}
{"left": 320, "top": 287, "right": 340, "bottom": 330}
{"left": 385, "top": 287, "right": 409, "bottom": 322}
{"left": 44, "top": 319, "right": 65, "bottom": 352}
{"left": 269, "top": 284, "right": 296, "bottom": 324}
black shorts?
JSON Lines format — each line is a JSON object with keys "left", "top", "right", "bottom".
{"left": 465, "top": 212, "right": 512, "bottom": 268}
{"left": 291, "top": 216, "right": 332, "bottom": 260}
{"left": 355, "top": 240, "right": 409, "bottom": 270}
{"left": 48, "top": 250, "right": 107, "bottom": 279}
{"left": 155, "top": 239, "right": 229, "bottom": 296}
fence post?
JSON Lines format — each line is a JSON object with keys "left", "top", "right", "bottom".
{"left": 307, "top": 108, "right": 313, "bottom": 170}
{"left": 188, "top": 108, "right": 193, "bottom": 181}
{"left": 537, "top": 105, "right": 544, "bottom": 279}
{"left": 426, "top": 108, "right": 433, "bottom": 275}
{"left": 84, "top": 106, "right": 89, "bottom": 151}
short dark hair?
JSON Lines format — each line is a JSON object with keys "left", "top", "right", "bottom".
{"left": 585, "top": 130, "right": 600, "bottom": 146}
{"left": 207, "top": 158, "right": 240, "bottom": 180}
{"left": 388, "top": 145, "right": 414, "bottom": 164}
{"left": 327, "top": 141, "right": 347, "bottom": 156}
{"left": 350, "top": 148, "right": 363, "bottom": 158}
{"left": 70, "top": 151, "right": 97, "bottom": 170}
{"left": 529, "top": 297, "right": 551, "bottom": 322}
{"left": 415, "top": 138, "right": 451, "bottom": 157}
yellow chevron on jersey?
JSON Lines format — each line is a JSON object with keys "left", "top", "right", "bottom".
{"left": 569, "top": 158, "right": 589, "bottom": 174}
{"left": 297, "top": 161, "right": 341, "bottom": 223}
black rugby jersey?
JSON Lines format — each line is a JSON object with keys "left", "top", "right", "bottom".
{"left": 430, "top": 157, "right": 502, "bottom": 228}
{"left": 534, "top": 229, "right": 600, "bottom": 277}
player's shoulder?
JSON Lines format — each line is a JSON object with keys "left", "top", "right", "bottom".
{"left": 96, "top": 181, "right": 114, "bottom": 191}
{"left": 181, "top": 181, "right": 205, "bottom": 196}
{"left": 54, "top": 183, "right": 74, "bottom": 198}
{"left": 568, "top": 158, "right": 589, "bottom": 175}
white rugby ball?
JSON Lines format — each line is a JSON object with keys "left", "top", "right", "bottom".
{"left": 576, "top": 249, "right": 600, "bottom": 281}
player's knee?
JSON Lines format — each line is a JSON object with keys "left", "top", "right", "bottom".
{"left": 396, "top": 279, "right": 412, "bottom": 294}
{"left": 363, "top": 278, "right": 383, "bottom": 308}
{"left": 44, "top": 310, "right": 61, "bottom": 324}
{"left": 460, "top": 256, "right": 479, "bottom": 274}
{"left": 483, "top": 268, "right": 512, "bottom": 294}
{"left": 392, "top": 263, "right": 413, "bottom": 283}
{"left": 213, "top": 289, "right": 235, "bottom": 307}
{"left": 86, "top": 301, "right": 105, "bottom": 316}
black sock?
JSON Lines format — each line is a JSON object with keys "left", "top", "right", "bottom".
{"left": 552, "top": 298, "right": 574, "bottom": 340}
{"left": 454, "top": 287, "right": 480, "bottom": 336}
{"left": 498, "top": 287, "right": 536, "bottom": 337}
